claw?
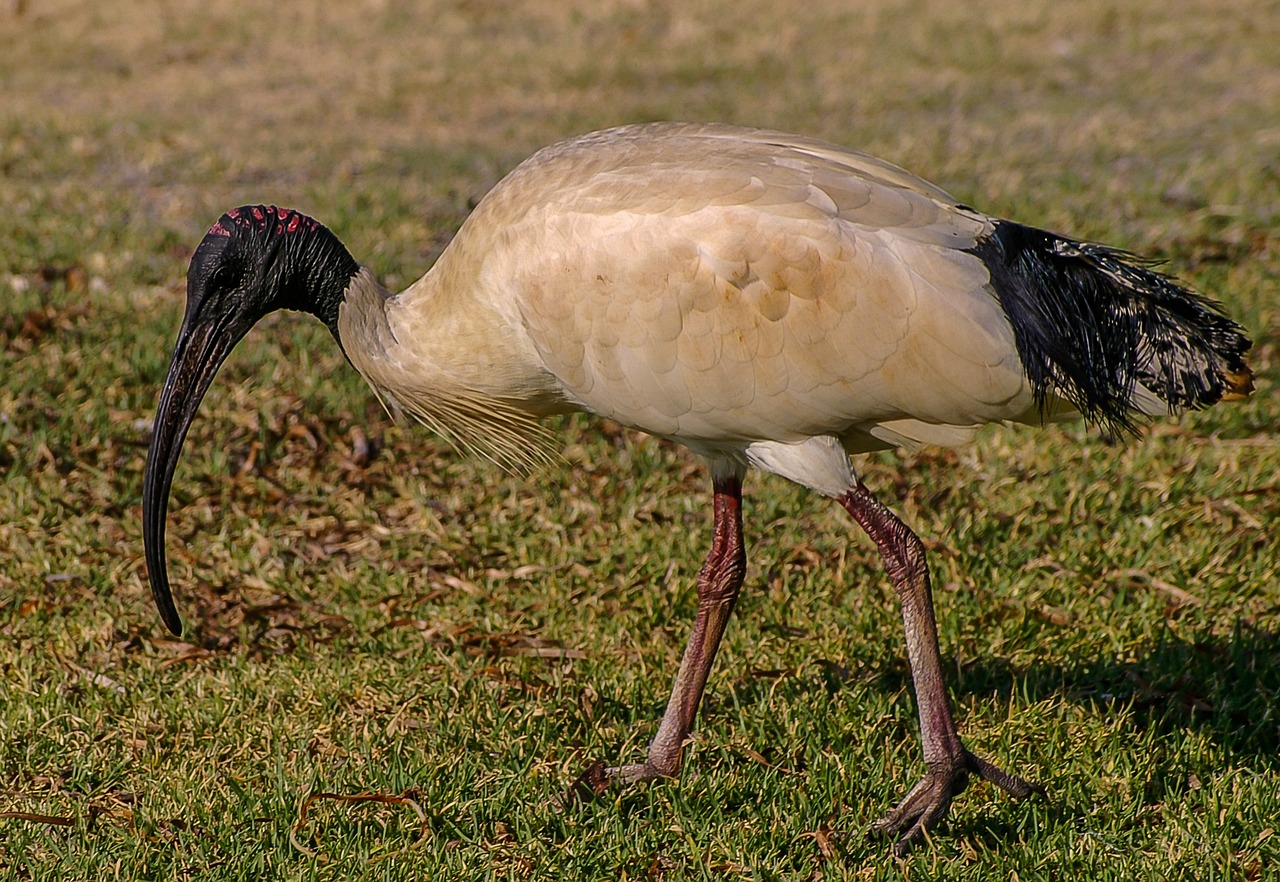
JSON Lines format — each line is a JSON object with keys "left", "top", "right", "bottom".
{"left": 875, "top": 748, "right": 1043, "bottom": 855}
{"left": 554, "top": 759, "right": 675, "bottom": 811}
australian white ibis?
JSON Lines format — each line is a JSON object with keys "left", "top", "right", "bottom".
{"left": 142, "top": 122, "right": 1253, "bottom": 854}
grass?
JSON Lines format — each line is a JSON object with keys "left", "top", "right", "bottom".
{"left": 2, "top": 0, "right": 1278, "bottom": 878}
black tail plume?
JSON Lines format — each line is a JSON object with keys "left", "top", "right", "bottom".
{"left": 971, "top": 221, "right": 1253, "bottom": 437}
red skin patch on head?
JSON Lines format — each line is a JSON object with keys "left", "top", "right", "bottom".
{"left": 211, "top": 205, "right": 321, "bottom": 238}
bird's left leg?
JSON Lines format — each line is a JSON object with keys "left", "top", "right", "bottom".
{"left": 564, "top": 469, "right": 747, "bottom": 801}
{"left": 838, "top": 480, "right": 1042, "bottom": 855}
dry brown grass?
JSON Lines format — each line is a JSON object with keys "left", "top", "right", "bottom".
{"left": 8, "top": 1, "right": 1280, "bottom": 231}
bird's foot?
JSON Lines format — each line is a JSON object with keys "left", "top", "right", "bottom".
{"left": 875, "top": 748, "right": 1044, "bottom": 857}
{"left": 554, "top": 759, "right": 675, "bottom": 811}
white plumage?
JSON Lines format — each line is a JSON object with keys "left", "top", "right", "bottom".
{"left": 341, "top": 124, "right": 1041, "bottom": 486}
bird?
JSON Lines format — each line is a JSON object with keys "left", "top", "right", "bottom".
{"left": 142, "top": 121, "right": 1253, "bottom": 855}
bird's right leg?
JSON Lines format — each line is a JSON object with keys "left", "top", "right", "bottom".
{"left": 838, "top": 480, "right": 1042, "bottom": 855}
{"left": 563, "top": 468, "right": 747, "bottom": 802}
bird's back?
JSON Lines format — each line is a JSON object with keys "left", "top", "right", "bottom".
{"left": 378, "top": 123, "right": 1248, "bottom": 474}
{"left": 407, "top": 123, "right": 1034, "bottom": 454}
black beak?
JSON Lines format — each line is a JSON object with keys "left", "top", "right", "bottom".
{"left": 142, "top": 299, "right": 259, "bottom": 636}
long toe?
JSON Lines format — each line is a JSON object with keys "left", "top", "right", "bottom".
{"left": 555, "top": 759, "right": 675, "bottom": 811}
{"left": 872, "top": 765, "right": 968, "bottom": 856}
{"left": 554, "top": 760, "right": 611, "bottom": 811}
{"left": 965, "top": 749, "right": 1046, "bottom": 799}
{"left": 874, "top": 751, "right": 1043, "bottom": 856}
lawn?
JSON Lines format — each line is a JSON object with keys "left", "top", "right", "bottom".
{"left": 1, "top": 0, "right": 1277, "bottom": 879}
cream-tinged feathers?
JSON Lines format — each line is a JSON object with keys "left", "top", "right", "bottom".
{"left": 337, "top": 122, "right": 1035, "bottom": 491}
{"left": 338, "top": 268, "right": 567, "bottom": 473}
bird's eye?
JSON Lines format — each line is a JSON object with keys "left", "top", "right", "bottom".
{"left": 205, "top": 263, "right": 238, "bottom": 291}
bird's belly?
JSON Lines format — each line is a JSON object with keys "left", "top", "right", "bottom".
{"left": 549, "top": 331, "right": 1035, "bottom": 451}
{"left": 544, "top": 288, "right": 1035, "bottom": 445}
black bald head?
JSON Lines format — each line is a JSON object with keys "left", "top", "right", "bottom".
{"left": 143, "top": 205, "right": 359, "bottom": 635}
{"left": 186, "top": 204, "right": 359, "bottom": 338}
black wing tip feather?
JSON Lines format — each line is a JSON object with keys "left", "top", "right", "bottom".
{"left": 972, "top": 220, "right": 1252, "bottom": 437}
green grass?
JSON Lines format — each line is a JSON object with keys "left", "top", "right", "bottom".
{"left": 2, "top": 0, "right": 1278, "bottom": 879}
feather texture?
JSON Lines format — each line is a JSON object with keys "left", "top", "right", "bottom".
{"left": 972, "top": 221, "right": 1254, "bottom": 436}
{"left": 326, "top": 122, "right": 1252, "bottom": 492}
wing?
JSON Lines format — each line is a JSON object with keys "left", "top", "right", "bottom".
{"left": 441, "top": 124, "right": 1038, "bottom": 447}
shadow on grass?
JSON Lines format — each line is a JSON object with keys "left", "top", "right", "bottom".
{"left": 957, "top": 620, "right": 1280, "bottom": 757}
{"left": 695, "top": 621, "right": 1279, "bottom": 851}
{"left": 733, "top": 619, "right": 1280, "bottom": 757}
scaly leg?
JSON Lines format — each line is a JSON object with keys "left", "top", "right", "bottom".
{"left": 838, "top": 480, "right": 1043, "bottom": 856}
{"left": 565, "top": 471, "right": 747, "bottom": 800}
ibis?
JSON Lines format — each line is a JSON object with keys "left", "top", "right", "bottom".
{"left": 142, "top": 122, "right": 1252, "bottom": 854}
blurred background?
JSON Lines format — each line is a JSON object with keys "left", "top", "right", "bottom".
{"left": 6, "top": 0, "right": 1279, "bottom": 278}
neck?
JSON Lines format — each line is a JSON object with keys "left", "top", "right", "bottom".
{"left": 336, "top": 269, "right": 570, "bottom": 473}
{"left": 278, "top": 219, "right": 361, "bottom": 338}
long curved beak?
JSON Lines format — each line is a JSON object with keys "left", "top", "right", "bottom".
{"left": 142, "top": 305, "right": 258, "bottom": 636}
